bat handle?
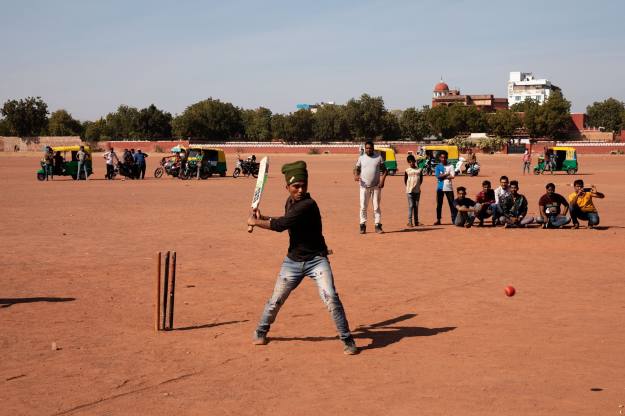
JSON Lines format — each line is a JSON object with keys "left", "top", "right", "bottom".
{"left": 248, "top": 225, "right": 254, "bottom": 233}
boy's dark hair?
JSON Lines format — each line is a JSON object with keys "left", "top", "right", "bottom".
{"left": 456, "top": 186, "right": 466, "bottom": 193}
{"left": 500, "top": 175, "right": 509, "bottom": 181}
{"left": 364, "top": 140, "right": 374, "bottom": 148}
{"left": 407, "top": 154, "right": 416, "bottom": 163}
{"left": 546, "top": 182, "right": 555, "bottom": 190}
{"left": 510, "top": 180, "right": 519, "bottom": 187}
{"left": 482, "top": 180, "right": 491, "bottom": 186}
{"left": 573, "top": 179, "right": 584, "bottom": 187}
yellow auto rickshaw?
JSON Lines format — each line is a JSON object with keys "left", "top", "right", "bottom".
{"left": 358, "top": 145, "right": 398, "bottom": 175}
{"left": 36, "top": 145, "right": 92, "bottom": 180}
{"left": 534, "top": 146, "right": 578, "bottom": 175}
{"left": 416, "top": 145, "right": 459, "bottom": 175}
{"left": 186, "top": 145, "right": 227, "bottom": 177}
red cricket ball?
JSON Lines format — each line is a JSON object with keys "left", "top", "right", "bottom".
{"left": 505, "top": 286, "right": 516, "bottom": 297}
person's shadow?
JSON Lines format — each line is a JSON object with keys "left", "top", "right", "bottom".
{"left": 0, "top": 297, "right": 76, "bottom": 309}
{"left": 270, "top": 313, "right": 455, "bottom": 351}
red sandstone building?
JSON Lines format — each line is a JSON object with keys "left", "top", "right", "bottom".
{"left": 431, "top": 80, "right": 508, "bottom": 112}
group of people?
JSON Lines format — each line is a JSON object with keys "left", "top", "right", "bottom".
{"left": 354, "top": 141, "right": 606, "bottom": 232}
{"left": 102, "top": 147, "right": 149, "bottom": 180}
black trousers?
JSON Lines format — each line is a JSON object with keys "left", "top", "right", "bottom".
{"left": 106, "top": 164, "right": 115, "bottom": 179}
{"left": 436, "top": 190, "right": 457, "bottom": 222}
{"left": 139, "top": 163, "right": 146, "bottom": 179}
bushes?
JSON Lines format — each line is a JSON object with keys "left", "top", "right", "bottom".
{"left": 476, "top": 136, "right": 508, "bottom": 153}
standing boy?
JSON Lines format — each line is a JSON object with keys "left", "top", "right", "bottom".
{"left": 522, "top": 150, "right": 531, "bottom": 175}
{"left": 404, "top": 154, "right": 423, "bottom": 227}
{"left": 354, "top": 141, "right": 387, "bottom": 234}
{"left": 76, "top": 145, "right": 89, "bottom": 180}
{"left": 248, "top": 161, "right": 358, "bottom": 355}
{"left": 434, "top": 152, "right": 457, "bottom": 225}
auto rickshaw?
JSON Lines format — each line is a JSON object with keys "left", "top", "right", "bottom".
{"left": 36, "top": 145, "right": 93, "bottom": 180}
{"left": 375, "top": 147, "right": 398, "bottom": 175}
{"left": 533, "top": 146, "right": 578, "bottom": 175}
{"left": 186, "top": 145, "right": 227, "bottom": 177}
{"left": 416, "top": 145, "right": 459, "bottom": 174}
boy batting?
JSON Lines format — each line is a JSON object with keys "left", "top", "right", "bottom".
{"left": 247, "top": 161, "right": 358, "bottom": 355}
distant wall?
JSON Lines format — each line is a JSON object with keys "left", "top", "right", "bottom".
{"left": 0, "top": 136, "right": 82, "bottom": 152}
{"left": 97, "top": 140, "right": 189, "bottom": 152}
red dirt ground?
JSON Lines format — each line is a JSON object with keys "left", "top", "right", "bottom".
{"left": 1, "top": 152, "right": 624, "bottom": 415}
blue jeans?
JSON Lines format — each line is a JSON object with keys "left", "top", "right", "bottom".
{"left": 77, "top": 161, "right": 88, "bottom": 180}
{"left": 537, "top": 215, "right": 570, "bottom": 227}
{"left": 571, "top": 207, "right": 600, "bottom": 226}
{"left": 407, "top": 192, "right": 420, "bottom": 224}
{"left": 256, "top": 256, "right": 353, "bottom": 341}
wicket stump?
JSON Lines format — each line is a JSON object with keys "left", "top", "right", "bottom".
{"left": 155, "top": 251, "right": 177, "bottom": 331}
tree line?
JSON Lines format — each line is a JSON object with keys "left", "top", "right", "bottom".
{"left": 1, "top": 91, "right": 623, "bottom": 142}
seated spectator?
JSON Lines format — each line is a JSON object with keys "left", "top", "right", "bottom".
{"left": 53, "top": 151, "right": 65, "bottom": 174}
{"left": 475, "top": 180, "right": 495, "bottom": 226}
{"left": 499, "top": 180, "right": 534, "bottom": 228}
{"left": 536, "top": 183, "right": 570, "bottom": 228}
{"left": 453, "top": 186, "right": 477, "bottom": 228}
{"left": 568, "top": 179, "right": 605, "bottom": 229}
{"left": 492, "top": 176, "right": 510, "bottom": 226}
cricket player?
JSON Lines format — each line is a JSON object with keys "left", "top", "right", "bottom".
{"left": 247, "top": 161, "right": 358, "bottom": 355}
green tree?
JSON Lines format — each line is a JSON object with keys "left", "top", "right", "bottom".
{"left": 103, "top": 105, "right": 141, "bottom": 139}
{"left": 242, "top": 107, "right": 272, "bottom": 141}
{"left": 137, "top": 104, "right": 172, "bottom": 139}
{"left": 524, "top": 91, "right": 571, "bottom": 140}
{"left": 82, "top": 119, "right": 107, "bottom": 142}
{"left": 382, "top": 112, "right": 401, "bottom": 140}
{"left": 172, "top": 98, "right": 243, "bottom": 140}
{"left": 48, "top": 109, "right": 83, "bottom": 136}
{"left": 400, "top": 107, "right": 431, "bottom": 140}
{"left": 270, "top": 114, "right": 291, "bottom": 140}
{"left": 313, "top": 105, "right": 349, "bottom": 141}
{"left": 1, "top": 96, "right": 49, "bottom": 136}
{"left": 487, "top": 109, "right": 522, "bottom": 137}
{"left": 426, "top": 105, "right": 460, "bottom": 139}
{"left": 0, "top": 117, "right": 11, "bottom": 135}
{"left": 586, "top": 98, "right": 625, "bottom": 132}
{"left": 345, "top": 93, "right": 387, "bottom": 139}
{"left": 287, "top": 110, "right": 314, "bottom": 142}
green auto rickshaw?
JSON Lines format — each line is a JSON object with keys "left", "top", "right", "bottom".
{"left": 186, "top": 145, "right": 228, "bottom": 177}
{"left": 534, "top": 146, "right": 578, "bottom": 175}
{"left": 37, "top": 145, "right": 93, "bottom": 180}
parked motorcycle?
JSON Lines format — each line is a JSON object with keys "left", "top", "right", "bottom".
{"left": 154, "top": 157, "right": 181, "bottom": 178}
{"left": 179, "top": 160, "right": 212, "bottom": 180}
{"left": 232, "top": 158, "right": 259, "bottom": 178}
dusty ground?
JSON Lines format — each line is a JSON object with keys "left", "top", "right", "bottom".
{"left": 1, "top": 152, "right": 624, "bottom": 416}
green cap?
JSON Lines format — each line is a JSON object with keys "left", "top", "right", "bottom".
{"left": 281, "top": 160, "right": 308, "bottom": 184}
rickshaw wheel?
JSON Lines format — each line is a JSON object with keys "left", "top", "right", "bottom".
{"left": 388, "top": 169, "right": 396, "bottom": 176}
{"left": 37, "top": 172, "right": 45, "bottom": 181}
{"left": 566, "top": 168, "right": 576, "bottom": 175}
{"left": 252, "top": 172, "right": 258, "bottom": 178}
{"left": 533, "top": 169, "right": 540, "bottom": 175}
{"left": 200, "top": 170, "right": 211, "bottom": 180}
{"left": 220, "top": 171, "right": 226, "bottom": 177}
{"left": 154, "top": 167, "right": 164, "bottom": 178}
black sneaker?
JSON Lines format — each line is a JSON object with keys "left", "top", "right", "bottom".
{"left": 343, "top": 339, "right": 359, "bottom": 355}
{"left": 359, "top": 224, "right": 366, "bottom": 234}
{"left": 375, "top": 224, "right": 383, "bottom": 234}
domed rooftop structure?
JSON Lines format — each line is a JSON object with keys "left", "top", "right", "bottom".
{"left": 434, "top": 81, "right": 449, "bottom": 92}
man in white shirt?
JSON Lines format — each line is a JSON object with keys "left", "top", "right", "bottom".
{"left": 103, "top": 147, "right": 119, "bottom": 180}
{"left": 354, "top": 141, "right": 387, "bottom": 234}
{"left": 493, "top": 176, "right": 510, "bottom": 226}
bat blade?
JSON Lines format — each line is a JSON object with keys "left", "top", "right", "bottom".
{"left": 248, "top": 157, "right": 268, "bottom": 233}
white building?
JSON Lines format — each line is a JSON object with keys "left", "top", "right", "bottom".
{"left": 507, "top": 72, "right": 560, "bottom": 106}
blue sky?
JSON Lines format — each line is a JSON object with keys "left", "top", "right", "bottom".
{"left": 1, "top": 0, "right": 624, "bottom": 120}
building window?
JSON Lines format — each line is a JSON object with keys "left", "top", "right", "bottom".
{"left": 515, "top": 96, "right": 522, "bottom": 101}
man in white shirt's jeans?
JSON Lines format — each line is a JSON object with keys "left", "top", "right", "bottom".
{"left": 354, "top": 141, "right": 387, "bottom": 234}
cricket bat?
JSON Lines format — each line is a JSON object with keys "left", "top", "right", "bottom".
{"left": 248, "top": 156, "right": 269, "bottom": 233}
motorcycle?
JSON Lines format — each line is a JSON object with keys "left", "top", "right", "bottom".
{"left": 154, "top": 157, "right": 181, "bottom": 178}
{"left": 454, "top": 157, "right": 480, "bottom": 177}
{"left": 423, "top": 158, "right": 437, "bottom": 176}
{"left": 179, "top": 160, "right": 213, "bottom": 180}
{"left": 232, "top": 158, "right": 259, "bottom": 178}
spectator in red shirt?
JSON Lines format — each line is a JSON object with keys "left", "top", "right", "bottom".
{"left": 475, "top": 180, "right": 496, "bottom": 226}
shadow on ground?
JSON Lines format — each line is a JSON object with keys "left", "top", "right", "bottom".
{"left": 269, "top": 313, "right": 455, "bottom": 351}
{"left": 0, "top": 297, "right": 76, "bottom": 309}
{"left": 174, "top": 319, "right": 249, "bottom": 331}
